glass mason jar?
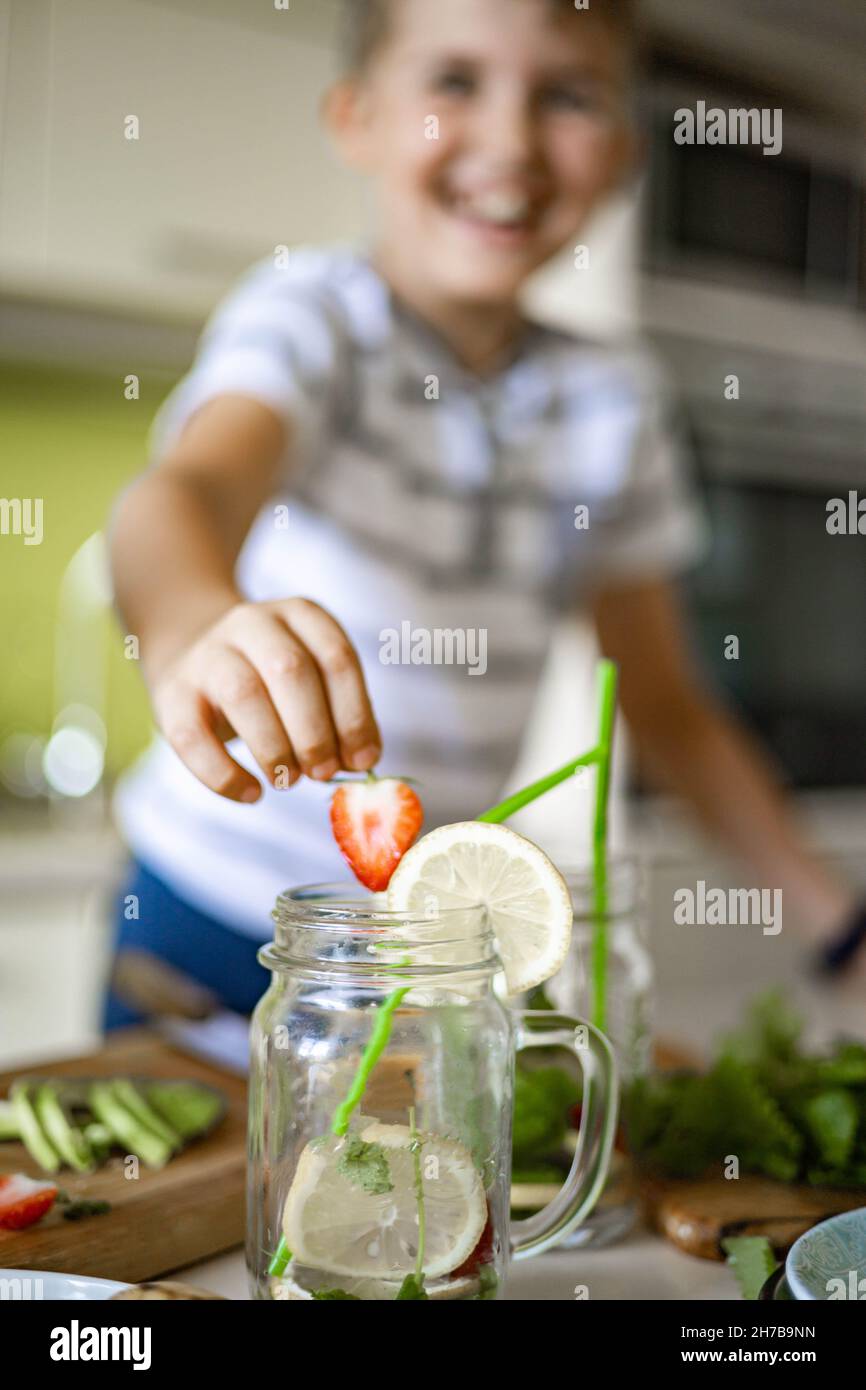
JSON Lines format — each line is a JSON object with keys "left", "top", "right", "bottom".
{"left": 247, "top": 883, "right": 618, "bottom": 1302}
{"left": 513, "top": 859, "right": 652, "bottom": 1250}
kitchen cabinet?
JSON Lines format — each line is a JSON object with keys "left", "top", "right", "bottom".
{"left": 0, "top": 0, "right": 360, "bottom": 321}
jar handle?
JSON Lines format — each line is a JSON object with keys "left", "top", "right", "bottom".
{"left": 510, "top": 1010, "right": 618, "bottom": 1260}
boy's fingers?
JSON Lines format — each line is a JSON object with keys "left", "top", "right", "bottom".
{"left": 283, "top": 599, "right": 381, "bottom": 772}
{"left": 158, "top": 683, "right": 262, "bottom": 803}
{"left": 204, "top": 648, "right": 300, "bottom": 789}
{"left": 229, "top": 609, "right": 341, "bottom": 781}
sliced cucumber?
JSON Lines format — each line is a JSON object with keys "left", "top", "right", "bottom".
{"left": 2, "top": 1074, "right": 225, "bottom": 1171}
{"left": 83, "top": 1121, "right": 113, "bottom": 1162}
{"left": 0, "top": 1099, "right": 19, "bottom": 1141}
{"left": 145, "top": 1082, "right": 225, "bottom": 1141}
{"left": 34, "top": 1084, "right": 95, "bottom": 1173}
{"left": 111, "top": 1080, "right": 181, "bottom": 1151}
{"left": 10, "top": 1083, "right": 61, "bottom": 1173}
{"left": 88, "top": 1082, "right": 173, "bottom": 1168}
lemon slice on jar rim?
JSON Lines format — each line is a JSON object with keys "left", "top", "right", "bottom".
{"left": 386, "top": 821, "right": 573, "bottom": 996}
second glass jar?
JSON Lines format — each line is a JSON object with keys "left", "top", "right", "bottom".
{"left": 511, "top": 857, "right": 653, "bottom": 1249}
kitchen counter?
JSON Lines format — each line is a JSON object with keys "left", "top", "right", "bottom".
{"left": 4, "top": 804, "right": 863, "bottom": 1299}
{"left": 181, "top": 1229, "right": 738, "bottom": 1301}
{"left": 178, "top": 967, "right": 864, "bottom": 1302}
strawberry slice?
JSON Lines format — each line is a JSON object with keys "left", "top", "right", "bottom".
{"left": 450, "top": 1211, "right": 495, "bottom": 1279}
{"left": 330, "top": 776, "right": 423, "bottom": 892}
{"left": 0, "top": 1173, "right": 58, "bottom": 1230}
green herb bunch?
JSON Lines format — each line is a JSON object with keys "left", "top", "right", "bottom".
{"left": 628, "top": 992, "right": 866, "bottom": 1187}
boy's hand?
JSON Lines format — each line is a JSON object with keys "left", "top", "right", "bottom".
{"left": 151, "top": 597, "right": 381, "bottom": 803}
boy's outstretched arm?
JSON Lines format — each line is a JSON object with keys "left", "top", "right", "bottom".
{"left": 591, "top": 578, "right": 858, "bottom": 954}
{"left": 110, "top": 393, "right": 381, "bottom": 803}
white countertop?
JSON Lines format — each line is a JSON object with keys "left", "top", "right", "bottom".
{"left": 180, "top": 1227, "right": 739, "bottom": 1302}
{"left": 5, "top": 798, "right": 861, "bottom": 1300}
{"left": 176, "top": 968, "right": 865, "bottom": 1303}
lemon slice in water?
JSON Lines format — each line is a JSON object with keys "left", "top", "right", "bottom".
{"left": 282, "top": 1120, "right": 487, "bottom": 1281}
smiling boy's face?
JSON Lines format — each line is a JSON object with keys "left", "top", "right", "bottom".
{"left": 327, "top": 0, "right": 635, "bottom": 307}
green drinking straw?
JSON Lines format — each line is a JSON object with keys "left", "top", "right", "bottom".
{"left": 268, "top": 661, "right": 618, "bottom": 1282}
{"left": 590, "top": 659, "right": 618, "bottom": 1033}
{"left": 268, "top": 985, "right": 410, "bottom": 1277}
{"left": 323, "top": 657, "right": 620, "bottom": 1128}
{"left": 476, "top": 747, "right": 600, "bottom": 824}
{"left": 481, "top": 658, "right": 618, "bottom": 1028}
{"left": 268, "top": 1238, "right": 291, "bottom": 1279}
{"left": 330, "top": 985, "right": 410, "bottom": 1138}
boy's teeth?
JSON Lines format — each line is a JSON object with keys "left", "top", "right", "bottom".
{"left": 461, "top": 192, "right": 530, "bottom": 225}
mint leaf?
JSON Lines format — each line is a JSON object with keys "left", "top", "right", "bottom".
{"left": 511, "top": 1163, "right": 568, "bottom": 1185}
{"left": 337, "top": 1137, "right": 393, "bottom": 1195}
{"left": 477, "top": 1266, "right": 499, "bottom": 1301}
{"left": 723, "top": 1236, "right": 779, "bottom": 1301}
{"left": 801, "top": 1090, "right": 858, "bottom": 1169}
{"left": 627, "top": 1071, "right": 723, "bottom": 1178}
{"left": 718, "top": 989, "right": 803, "bottom": 1067}
{"left": 512, "top": 1064, "right": 580, "bottom": 1162}
{"left": 312, "top": 1288, "right": 361, "bottom": 1300}
{"left": 395, "top": 1274, "right": 428, "bottom": 1300}
{"left": 711, "top": 1056, "right": 802, "bottom": 1182}
{"left": 61, "top": 1198, "right": 111, "bottom": 1221}
{"left": 627, "top": 990, "right": 866, "bottom": 1187}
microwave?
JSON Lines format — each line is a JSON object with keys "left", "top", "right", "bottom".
{"left": 642, "top": 76, "right": 865, "bottom": 310}
{"left": 644, "top": 322, "right": 866, "bottom": 793}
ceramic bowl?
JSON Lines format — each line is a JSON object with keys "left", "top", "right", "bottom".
{"left": 786, "top": 1207, "right": 866, "bottom": 1301}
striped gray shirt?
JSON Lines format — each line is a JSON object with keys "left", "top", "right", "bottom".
{"left": 116, "top": 248, "right": 706, "bottom": 936}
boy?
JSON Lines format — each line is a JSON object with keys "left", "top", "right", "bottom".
{"left": 108, "top": 0, "right": 862, "bottom": 1022}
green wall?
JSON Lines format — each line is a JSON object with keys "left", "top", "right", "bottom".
{"left": 0, "top": 362, "right": 177, "bottom": 777}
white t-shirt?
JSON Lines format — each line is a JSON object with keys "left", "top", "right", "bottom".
{"left": 115, "top": 248, "right": 707, "bottom": 937}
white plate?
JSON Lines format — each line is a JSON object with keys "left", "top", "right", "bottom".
{"left": 0, "top": 1268, "right": 130, "bottom": 1300}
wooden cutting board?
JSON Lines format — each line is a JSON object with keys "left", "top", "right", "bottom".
{"left": 640, "top": 1172, "right": 866, "bottom": 1261}
{"left": 0, "top": 1030, "right": 247, "bottom": 1283}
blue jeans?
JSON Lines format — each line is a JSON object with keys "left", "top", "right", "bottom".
{"left": 104, "top": 861, "right": 270, "bottom": 1029}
